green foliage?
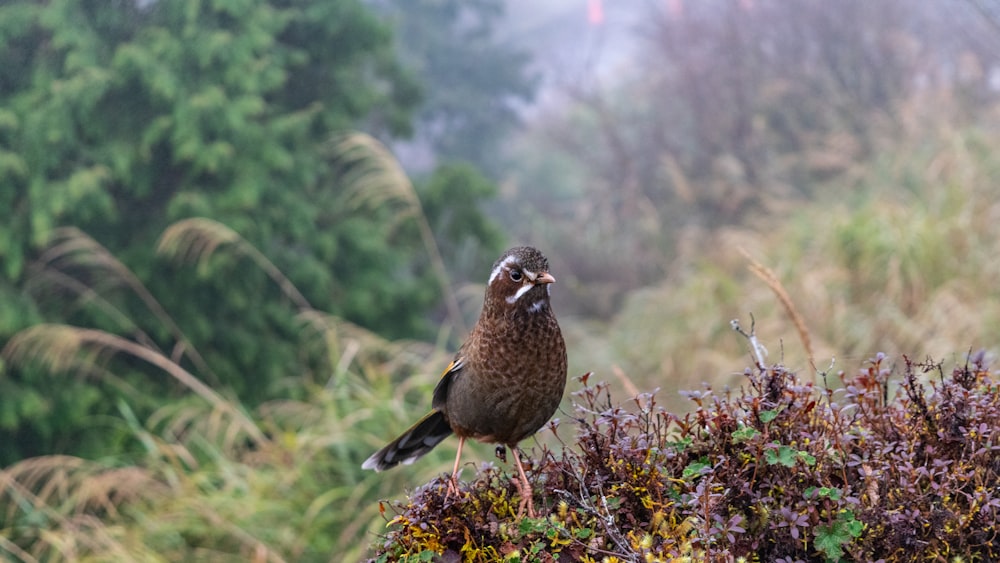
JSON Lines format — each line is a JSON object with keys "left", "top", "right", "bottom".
{"left": 681, "top": 458, "right": 711, "bottom": 480}
{"left": 0, "top": 167, "right": 503, "bottom": 464}
{"left": 369, "top": 353, "right": 1000, "bottom": 561}
{"left": 2, "top": 0, "right": 411, "bottom": 256}
{"left": 0, "top": 246, "right": 466, "bottom": 559}
{"left": 415, "top": 162, "right": 505, "bottom": 285}
{"left": 757, "top": 409, "right": 779, "bottom": 424}
{"left": 0, "top": 0, "right": 509, "bottom": 463}
{"left": 0, "top": 0, "right": 426, "bottom": 462}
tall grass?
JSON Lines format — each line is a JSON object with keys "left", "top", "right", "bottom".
{"left": 1, "top": 222, "right": 471, "bottom": 561}
{"left": 0, "top": 134, "right": 475, "bottom": 561}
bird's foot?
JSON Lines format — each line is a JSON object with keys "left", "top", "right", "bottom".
{"left": 510, "top": 447, "right": 538, "bottom": 518}
{"left": 514, "top": 480, "right": 537, "bottom": 519}
{"left": 445, "top": 473, "right": 461, "bottom": 499}
{"left": 511, "top": 473, "right": 537, "bottom": 518}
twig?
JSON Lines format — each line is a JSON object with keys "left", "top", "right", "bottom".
{"left": 731, "top": 315, "right": 767, "bottom": 371}
{"left": 740, "top": 248, "right": 815, "bottom": 381}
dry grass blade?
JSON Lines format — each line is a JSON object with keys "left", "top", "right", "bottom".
{"left": 43, "top": 514, "right": 140, "bottom": 561}
{"left": 157, "top": 218, "right": 312, "bottom": 311}
{"left": 612, "top": 364, "right": 641, "bottom": 397}
{"left": 32, "top": 227, "right": 219, "bottom": 385}
{"left": 1, "top": 456, "right": 89, "bottom": 521}
{"left": 1, "top": 457, "right": 160, "bottom": 519}
{"left": 740, "top": 248, "right": 815, "bottom": 379}
{"left": 0, "top": 457, "right": 163, "bottom": 561}
{"left": 74, "top": 467, "right": 162, "bottom": 517}
{"left": 156, "top": 217, "right": 240, "bottom": 265}
{"left": 331, "top": 132, "right": 420, "bottom": 216}
{"left": 296, "top": 309, "right": 439, "bottom": 387}
{"left": 0, "top": 536, "right": 38, "bottom": 563}
{"left": 297, "top": 311, "right": 370, "bottom": 388}
{"left": 2, "top": 324, "right": 267, "bottom": 445}
{"left": 329, "top": 132, "right": 466, "bottom": 335}
{"left": 25, "top": 267, "right": 160, "bottom": 352}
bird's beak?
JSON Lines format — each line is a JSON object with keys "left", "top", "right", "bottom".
{"left": 536, "top": 272, "right": 555, "bottom": 285}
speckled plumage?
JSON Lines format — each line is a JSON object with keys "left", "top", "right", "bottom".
{"left": 362, "top": 246, "right": 567, "bottom": 517}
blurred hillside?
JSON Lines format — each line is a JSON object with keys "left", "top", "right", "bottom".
{"left": 493, "top": 0, "right": 1000, "bottom": 408}
{"left": 2, "top": 0, "right": 1000, "bottom": 560}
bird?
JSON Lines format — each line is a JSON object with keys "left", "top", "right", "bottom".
{"left": 362, "top": 246, "right": 568, "bottom": 518}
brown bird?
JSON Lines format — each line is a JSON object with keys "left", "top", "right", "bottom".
{"left": 362, "top": 246, "right": 568, "bottom": 518}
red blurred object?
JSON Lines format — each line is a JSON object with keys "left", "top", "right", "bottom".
{"left": 588, "top": 0, "right": 604, "bottom": 25}
{"left": 667, "top": 0, "right": 684, "bottom": 19}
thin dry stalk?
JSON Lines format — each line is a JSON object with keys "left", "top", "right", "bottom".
{"left": 3, "top": 325, "right": 266, "bottom": 445}
{"left": 0, "top": 535, "right": 38, "bottom": 563}
{"left": 0, "top": 458, "right": 149, "bottom": 561}
{"left": 740, "top": 248, "right": 815, "bottom": 380}
{"left": 612, "top": 364, "right": 641, "bottom": 397}
{"left": 157, "top": 218, "right": 312, "bottom": 311}
{"left": 25, "top": 267, "right": 161, "bottom": 352}
{"left": 330, "top": 132, "right": 467, "bottom": 335}
{"left": 34, "top": 227, "right": 218, "bottom": 384}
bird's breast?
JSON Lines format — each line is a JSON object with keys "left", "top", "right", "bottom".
{"left": 444, "top": 313, "right": 567, "bottom": 446}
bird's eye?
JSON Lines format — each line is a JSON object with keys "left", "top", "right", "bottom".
{"left": 509, "top": 269, "right": 523, "bottom": 282}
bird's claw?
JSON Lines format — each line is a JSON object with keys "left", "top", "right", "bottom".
{"left": 511, "top": 472, "right": 536, "bottom": 518}
{"left": 514, "top": 481, "right": 536, "bottom": 518}
{"left": 445, "top": 474, "right": 461, "bottom": 499}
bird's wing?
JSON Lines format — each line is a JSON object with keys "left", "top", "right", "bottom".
{"left": 431, "top": 356, "right": 464, "bottom": 410}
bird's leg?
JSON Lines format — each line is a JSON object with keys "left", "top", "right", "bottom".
{"left": 446, "top": 436, "right": 465, "bottom": 498}
{"left": 511, "top": 448, "right": 536, "bottom": 518}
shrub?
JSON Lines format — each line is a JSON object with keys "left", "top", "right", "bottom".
{"left": 369, "top": 352, "right": 1000, "bottom": 561}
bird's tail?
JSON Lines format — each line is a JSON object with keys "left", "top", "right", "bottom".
{"left": 361, "top": 410, "right": 452, "bottom": 471}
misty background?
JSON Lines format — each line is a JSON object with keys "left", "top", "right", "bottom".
{"left": 2, "top": 0, "right": 1000, "bottom": 559}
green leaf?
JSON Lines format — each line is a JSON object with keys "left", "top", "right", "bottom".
{"left": 682, "top": 458, "right": 712, "bottom": 479}
{"left": 731, "top": 424, "right": 760, "bottom": 443}
{"left": 814, "top": 511, "right": 863, "bottom": 561}
{"left": 765, "top": 444, "right": 815, "bottom": 468}
{"left": 764, "top": 445, "right": 798, "bottom": 467}
{"left": 518, "top": 517, "right": 547, "bottom": 534}
{"left": 798, "top": 451, "right": 817, "bottom": 466}
{"left": 805, "top": 486, "right": 843, "bottom": 501}
{"left": 666, "top": 437, "right": 693, "bottom": 451}
{"left": 758, "top": 409, "right": 780, "bottom": 423}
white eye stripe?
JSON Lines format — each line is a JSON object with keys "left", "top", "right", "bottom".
{"left": 489, "top": 255, "right": 518, "bottom": 284}
{"left": 505, "top": 283, "right": 534, "bottom": 304}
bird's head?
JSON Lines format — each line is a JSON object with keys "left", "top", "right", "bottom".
{"left": 483, "top": 246, "right": 556, "bottom": 317}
